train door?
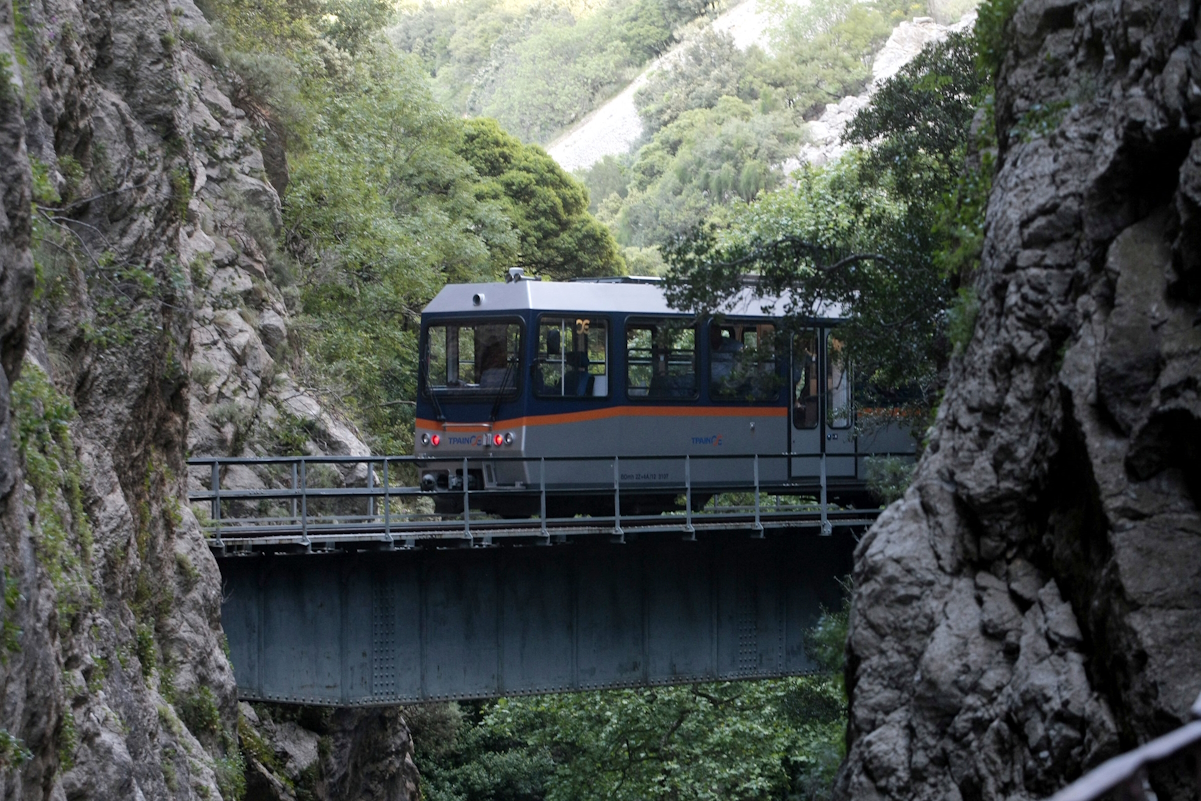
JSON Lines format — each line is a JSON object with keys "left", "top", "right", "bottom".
{"left": 823, "top": 331, "right": 856, "bottom": 477}
{"left": 790, "top": 329, "right": 856, "bottom": 479}
{"left": 790, "top": 329, "right": 821, "bottom": 477}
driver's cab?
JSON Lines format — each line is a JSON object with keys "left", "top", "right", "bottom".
{"left": 424, "top": 320, "right": 522, "bottom": 395}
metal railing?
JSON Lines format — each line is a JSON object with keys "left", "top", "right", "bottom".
{"left": 1049, "top": 692, "right": 1201, "bottom": 801}
{"left": 188, "top": 452, "right": 882, "bottom": 552}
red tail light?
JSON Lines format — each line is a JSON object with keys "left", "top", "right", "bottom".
{"left": 493, "top": 433, "right": 504, "bottom": 447}
{"left": 430, "top": 434, "right": 440, "bottom": 447}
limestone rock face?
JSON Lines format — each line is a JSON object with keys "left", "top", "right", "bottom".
{"left": 0, "top": 0, "right": 418, "bottom": 796}
{"left": 240, "top": 704, "right": 420, "bottom": 801}
{"left": 836, "top": 1, "right": 1201, "bottom": 799}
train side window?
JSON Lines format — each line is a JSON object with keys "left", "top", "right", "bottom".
{"left": 424, "top": 321, "right": 521, "bottom": 395}
{"left": 792, "top": 330, "right": 818, "bottom": 429}
{"left": 710, "top": 322, "right": 779, "bottom": 402}
{"left": 534, "top": 317, "right": 608, "bottom": 398}
{"left": 626, "top": 321, "right": 697, "bottom": 400}
{"left": 827, "top": 334, "right": 852, "bottom": 429}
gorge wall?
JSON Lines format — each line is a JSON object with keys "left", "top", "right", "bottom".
{"left": 0, "top": 0, "right": 417, "bottom": 797}
{"left": 836, "top": 0, "right": 1201, "bottom": 799}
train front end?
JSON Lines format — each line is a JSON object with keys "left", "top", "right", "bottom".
{"left": 413, "top": 280, "right": 542, "bottom": 514}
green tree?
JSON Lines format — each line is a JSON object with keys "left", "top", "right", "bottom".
{"left": 634, "top": 29, "right": 754, "bottom": 135}
{"left": 662, "top": 29, "right": 994, "bottom": 420}
{"left": 458, "top": 118, "right": 625, "bottom": 279}
{"left": 843, "top": 31, "right": 987, "bottom": 200}
{"left": 410, "top": 599, "right": 853, "bottom": 801}
{"left": 615, "top": 97, "right": 800, "bottom": 246}
{"left": 200, "top": 0, "right": 624, "bottom": 452}
{"left": 389, "top": 0, "right": 720, "bottom": 143}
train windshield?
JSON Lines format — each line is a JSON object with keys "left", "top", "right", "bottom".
{"left": 425, "top": 321, "right": 521, "bottom": 396}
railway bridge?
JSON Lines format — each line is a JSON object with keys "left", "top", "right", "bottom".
{"left": 191, "top": 453, "right": 878, "bottom": 706}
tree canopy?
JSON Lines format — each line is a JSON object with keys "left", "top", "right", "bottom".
{"left": 410, "top": 601, "right": 850, "bottom": 801}
{"left": 580, "top": 0, "right": 935, "bottom": 250}
{"left": 390, "top": 0, "right": 721, "bottom": 143}
{"left": 662, "top": 27, "right": 994, "bottom": 419}
{"left": 458, "top": 118, "right": 624, "bottom": 279}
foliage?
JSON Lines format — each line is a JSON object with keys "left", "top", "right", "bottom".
{"left": 611, "top": 97, "right": 801, "bottom": 246}
{"left": 664, "top": 153, "right": 946, "bottom": 407}
{"left": 179, "top": 687, "right": 222, "bottom": 738}
{"left": 458, "top": 118, "right": 625, "bottom": 279}
{"left": 586, "top": 0, "right": 940, "bottom": 250}
{"left": 946, "top": 285, "right": 978, "bottom": 353}
{"left": 390, "top": 0, "right": 718, "bottom": 142}
{"left": 414, "top": 600, "right": 851, "bottom": 801}
{"left": 11, "top": 366, "right": 95, "bottom": 635}
{"left": 973, "top": 0, "right": 1019, "bottom": 77}
{"left": 0, "top": 728, "right": 32, "bottom": 772}
{"left": 843, "top": 31, "right": 986, "bottom": 200}
{"left": 0, "top": 570, "right": 22, "bottom": 663}
{"left": 215, "top": 748, "right": 248, "bottom": 801}
{"left": 864, "top": 456, "right": 914, "bottom": 505}
{"left": 57, "top": 708, "right": 77, "bottom": 771}
{"left": 662, "top": 27, "right": 994, "bottom": 417}
{"left": 197, "top": 0, "right": 620, "bottom": 454}
{"left": 634, "top": 28, "right": 753, "bottom": 135}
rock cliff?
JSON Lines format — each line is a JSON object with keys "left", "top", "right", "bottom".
{"left": 836, "top": 0, "right": 1201, "bottom": 799}
{"left": 0, "top": 0, "right": 418, "bottom": 796}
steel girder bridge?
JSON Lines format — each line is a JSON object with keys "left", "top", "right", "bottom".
{"left": 191, "top": 453, "right": 878, "bottom": 706}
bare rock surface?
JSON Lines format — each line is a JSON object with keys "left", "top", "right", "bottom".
{"left": 836, "top": 0, "right": 1201, "bottom": 799}
{"left": 0, "top": 0, "right": 418, "bottom": 797}
{"left": 240, "top": 704, "right": 420, "bottom": 801}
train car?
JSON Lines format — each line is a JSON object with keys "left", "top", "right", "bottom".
{"left": 413, "top": 272, "right": 915, "bottom": 516}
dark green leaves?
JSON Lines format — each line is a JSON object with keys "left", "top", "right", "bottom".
{"left": 457, "top": 118, "right": 625, "bottom": 280}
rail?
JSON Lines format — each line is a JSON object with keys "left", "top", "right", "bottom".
{"left": 187, "top": 452, "right": 883, "bottom": 553}
{"left": 1048, "top": 692, "right": 1201, "bottom": 801}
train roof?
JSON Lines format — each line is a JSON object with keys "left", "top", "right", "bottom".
{"left": 422, "top": 277, "right": 845, "bottom": 320}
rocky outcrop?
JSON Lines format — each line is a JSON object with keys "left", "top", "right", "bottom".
{"left": 836, "top": 0, "right": 1201, "bottom": 800}
{"left": 241, "top": 704, "right": 420, "bottom": 801}
{"left": 0, "top": 0, "right": 419, "bottom": 797}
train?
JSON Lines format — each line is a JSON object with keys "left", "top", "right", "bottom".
{"left": 413, "top": 271, "right": 916, "bottom": 516}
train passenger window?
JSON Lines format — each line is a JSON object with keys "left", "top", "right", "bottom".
{"left": 425, "top": 321, "right": 521, "bottom": 395}
{"left": 710, "top": 322, "right": 779, "bottom": 401}
{"left": 827, "top": 334, "right": 851, "bottom": 428}
{"left": 535, "top": 317, "right": 608, "bottom": 398}
{"left": 626, "top": 321, "right": 697, "bottom": 400}
{"left": 793, "top": 330, "right": 818, "bottom": 429}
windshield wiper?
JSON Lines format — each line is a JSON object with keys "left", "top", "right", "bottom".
{"left": 489, "top": 355, "right": 518, "bottom": 423}
{"left": 422, "top": 355, "right": 446, "bottom": 422}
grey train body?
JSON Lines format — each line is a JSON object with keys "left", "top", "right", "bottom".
{"left": 413, "top": 276, "right": 916, "bottom": 516}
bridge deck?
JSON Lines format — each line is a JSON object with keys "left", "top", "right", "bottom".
{"left": 191, "top": 454, "right": 877, "bottom": 704}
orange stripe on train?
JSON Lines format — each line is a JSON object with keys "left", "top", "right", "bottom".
{"left": 416, "top": 405, "right": 786, "bottom": 431}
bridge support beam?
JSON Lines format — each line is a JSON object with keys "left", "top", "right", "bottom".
{"left": 218, "top": 532, "right": 854, "bottom": 705}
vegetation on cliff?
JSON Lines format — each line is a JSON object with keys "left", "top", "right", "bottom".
{"left": 578, "top": 0, "right": 933, "bottom": 248}
{"left": 389, "top": 0, "right": 721, "bottom": 142}
{"left": 196, "top": 0, "right": 623, "bottom": 453}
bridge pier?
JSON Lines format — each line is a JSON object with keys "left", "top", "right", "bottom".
{"left": 218, "top": 530, "right": 855, "bottom": 705}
